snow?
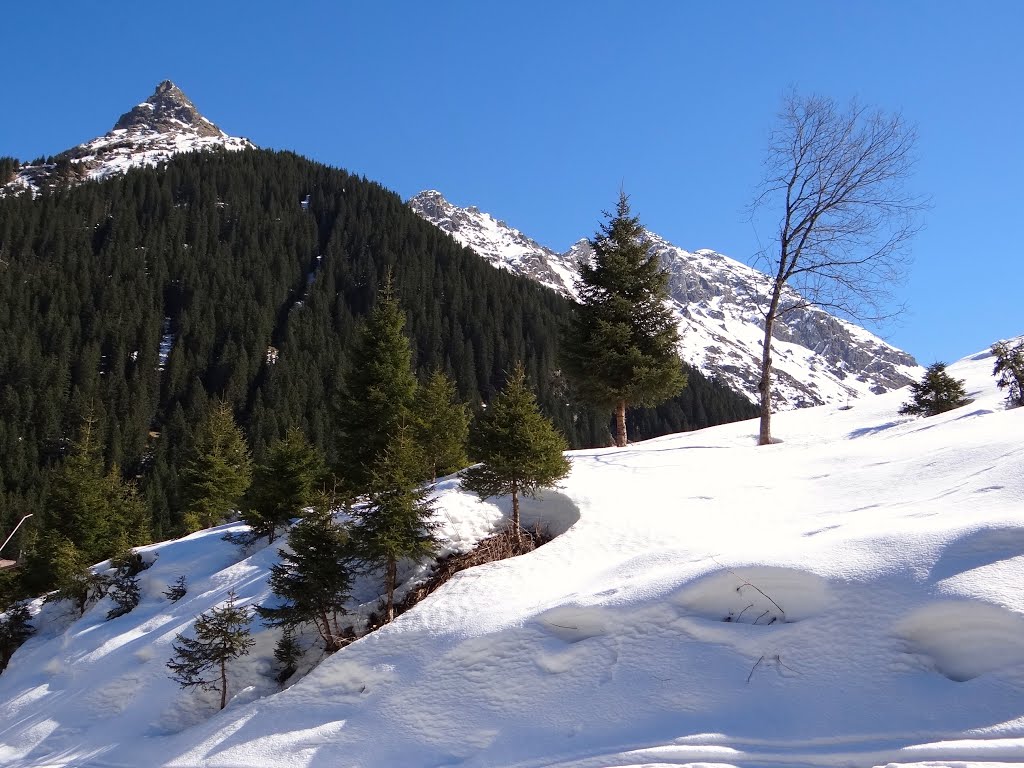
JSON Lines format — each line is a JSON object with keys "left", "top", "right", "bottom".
{"left": 2, "top": 339, "right": 1023, "bottom": 767}
{"left": 410, "top": 191, "right": 923, "bottom": 411}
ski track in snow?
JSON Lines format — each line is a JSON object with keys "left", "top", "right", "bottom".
{"left": 1, "top": 339, "right": 1023, "bottom": 767}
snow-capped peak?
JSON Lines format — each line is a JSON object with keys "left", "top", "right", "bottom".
{"left": 4, "top": 81, "right": 254, "bottom": 194}
{"left": 410, "top": 190, "right": 922, "bottom": 409}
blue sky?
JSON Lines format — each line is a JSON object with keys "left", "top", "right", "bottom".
{"left": 2, "top": 1, "right": 1021, "bottom": 363}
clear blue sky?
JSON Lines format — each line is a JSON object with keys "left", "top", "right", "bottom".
{"left": 2, "top": 1, "right": 1021, "bottom": 363}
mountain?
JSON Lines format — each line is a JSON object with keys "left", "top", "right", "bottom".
{"left": 409, "top": 190, "right": 922, "bottom": 409}
{"left": 2, "top": 342, "right": 1022, "bottom": 767}
{"left": 3, "top": 81, "right": 253, "bottom": 193}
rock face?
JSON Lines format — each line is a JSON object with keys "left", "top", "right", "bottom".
{"left": 5, "top": 81, "right": 254, "bottom": 193}
{"left": 410, "top": 190, "right": 921, "bottom": 409}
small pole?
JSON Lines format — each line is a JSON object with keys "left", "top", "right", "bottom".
{"left": 0, "top": 514, "right": 33, "bottom": 556}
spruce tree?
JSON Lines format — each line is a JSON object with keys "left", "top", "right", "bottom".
{"left": 563, "top": 192, "right": 687, "bottom": 446}
{"left": 414, "top": 370, "right": 469, "bottom": 482}
{"left": 167, "top": 590, "right": 254, "bottom": 710}
{"left": 461, "top": 362, "right": 571, "bottom": 545}
{"left": 991, "top": 340, "right": 1024, "bottom": 408}
{"left": 354, "top": 426, "right": 438, "bottom": 623}
{"left": 0, "top": 601, "right": 34, "bottom": 673}
{"left": 105, "top": 549, "right": 149, "bottom": 620}
{"left": 181, "top": 401, "right": 253, "bottom": 532}
{"left": 899, "top": 363, "right": 970, "bottom": 417}
{"left": 163, "top": 575, "right": 188, "bottom": 603}
{"left": 258, "top": 494, "right": 354, "bottom": 652}
{"left": 338, "top": 277, "right": 419, "bottom": 493}
{"left": 243, "top": 427, "right": 325, "bottom": 544}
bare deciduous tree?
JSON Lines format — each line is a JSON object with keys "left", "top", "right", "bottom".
{"left": 752, "top": 92, "right": 926, "bottom": 445}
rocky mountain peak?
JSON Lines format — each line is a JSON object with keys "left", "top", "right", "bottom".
{"left": 3, "top": 81, "right": 253, "bottom": 194}
{"left": 112, "top": 80, "right": 221, "bottom": 138}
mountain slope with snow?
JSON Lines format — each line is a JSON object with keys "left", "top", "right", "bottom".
{"left": 2, "top": 339, "right": 1023, "bottom": 768}
{"left": 4, "top": 81, "right": 253, "bottom": 194}
{"left": 409, "top": 191, "right": 922, "bottom": 410}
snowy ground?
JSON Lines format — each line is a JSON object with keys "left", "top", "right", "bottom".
{"left": 1, "top": 340, "right": 1022, "bottom": 768}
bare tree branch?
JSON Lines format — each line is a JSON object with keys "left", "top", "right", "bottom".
{"left": 751, "top": 91, "right": 927, "bottom": 445}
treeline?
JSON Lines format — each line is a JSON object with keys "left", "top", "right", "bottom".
{"left": 0, "top": 149, "right": 756, "bottom": 570}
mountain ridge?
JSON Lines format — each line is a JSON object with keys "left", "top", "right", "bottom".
{"left": 409, "top": 190, "right": 921, "bottom": 409}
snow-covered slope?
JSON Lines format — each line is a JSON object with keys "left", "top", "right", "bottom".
{"left": 3, "top": 81, "right": 253, "bottom": 194}
{"left": 3, "top": 338, "right": 1023, "bottom": 768}
{"left": 409, "top": 191, "right": 922, "bottom": 409}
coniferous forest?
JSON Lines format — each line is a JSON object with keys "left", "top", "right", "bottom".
{"left": 0, "top": 149, "right": 756, "bottom": 564}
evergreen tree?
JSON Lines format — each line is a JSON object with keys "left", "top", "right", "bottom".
{"left": 40, "top": 535, "right": 108, "bottom": 615}
{"left": 899, "top": 363, "right": 969, "bottom": 417}
{"left": 0, "top": 600, "right": 34, "bottom": 673}
{"left": 273, "top": 628, "right": 301, "bottom": 684}
{"left": 163, "top": 575, "right": 188, "bottom": 603}
{"left": 105, "top": 549, "right": 149, "bottom": 620}
{"left": 338, "top": 277, "right": 419, "bottom": 493}
{"left": 181, "top": 401, "right": 253, "bottom": 532}
{"left": 563, "top": 192, "right": 687, "bottom": 446}
{"left": 258, "top": 494, "right": 353, "bottom": 652}
{"left": 354, "top": 426, "right": 438, "bottom": 623}
{"left": 991, "top": 340, "right": 1024, "bottom": 408}
{"left": 167, "top": 590, "right": 254, "bottom": 710}
{"left": 462, "top": 363, "right": 571, "bottom": 545}
{"left": 243, "top": 427, "right": 325, "bottom": 544}
{"left": 45, "top": 416, "right": 149, "bottom": 565}
{"left": 414, "top": 369, "right": 469, "bottom": 482}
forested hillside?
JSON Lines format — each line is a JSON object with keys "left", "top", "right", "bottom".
{"left": 0, "top": 149, "right": 755, "bottom": 546}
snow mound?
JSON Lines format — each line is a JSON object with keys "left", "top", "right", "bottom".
{"left": 898, "top": 601, "right": 1024, "bottom": 681}
{"left": 676, "top": 566, "right": 833, "bottom": 624}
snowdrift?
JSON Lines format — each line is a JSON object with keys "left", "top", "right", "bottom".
{"left": 1, "top": 340, "right": 1022, "bottom": 768}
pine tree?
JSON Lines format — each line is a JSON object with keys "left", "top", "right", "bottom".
{"left": 167, "top": 590, "right": 254, "bottom": 710}
{"left": 338, "top": 277, "right": 418, "bottom": 493}
{"left": 899, "top": 362, "right": 970, "bottom": 417}
{"left": 414, "top": 370, "right": 469, "bottom": 482}
{"left": 273, "top": 628, "right": 301, "bottom": 684}
{"left": 991, "top": 340, "right": 1024, "bottom": 408}
{"left": 563, "top": 192, "right": 687, "bottom": 447}
{"left": 163, "top": 575, "right": 188, "bottom": 603}
{"left": 354, "top": 426, "right": 438, "bottom": 623}
{"left": 0, "top": 600, "right": 34, "bottom": 673}
{"left": 258, "top": 494, "right": 354, "bottom": 652}
{"left": 461, "top": 362, "right": 571, "bottom": 545}
{"left": 105, "top": 549, "right": 149, "bottom": 620}
{"left": 45, "top": 416, "right": 149, "bottom": 565}
{"left": 243, "top": 427, "right": 325, "bottom": 544}
{"left": 181, "top": 401, "right": 253, "bottom": 532}
{"left": 41, "top": 535, "right": 108, "bottom": 615}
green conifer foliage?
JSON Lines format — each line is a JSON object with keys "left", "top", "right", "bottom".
{"left": 339, "top": 279, "right": 418, "bottom": 492}
{"left": 991, "top": 340, "right": 1024, "bottom": 408}
{"left": 355, "top": 427, "right": 439, "bottom": 623}
{"left": 462, "top": 363, "right": 571, "bottom": 545}
{"left": 258, "top": 495, "right": 353, "bottom": 652}
{"left": 163, "top": 575, "right": 188, "bottom": 603}
{"left": 899, "top": 363, "right": 970, "bottom": 417}
{"left": 181, "top": 401, "right": 253, "bottom": 532}
{"left": 414, "top": 370, "right": 469, "bottom": 482}
{"left": 0, "top": 600, "right": 34, "bottom": 673}
{"left": 243, "top": 427, "right": 325, "bottom": 543}
{"left": 167, "top": 590, "right": 254, "bottom": 710}
{"left": 46, "top": 417, "right": 149, "bottom": 565}
{"left": 563, "top": 193, "right": 687, "bottom": 447}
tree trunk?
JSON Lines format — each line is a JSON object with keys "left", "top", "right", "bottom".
{"left": 385, "top": 557, "right": 397, "bottom": 623}
{"left": 511, "top": 489, "right": 521, "bottom": 546}
{"left": 320, "top": 610, "right": 339, "bottom": 652}
{"left": 615, "top": 400, "right": 627, "bottom": 448}
{"left": 219, "top": 657, "right": 228, "bottom": 710}
{"left": 758, "top": 278, "right": 785, "bottom": 446}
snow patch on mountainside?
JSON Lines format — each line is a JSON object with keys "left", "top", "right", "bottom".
{"left": 1, "top": 340, "right": 1022, "bottom": 768}
{"left": 410, "top": 191, "right": 922, "bottom": 409}
{"left": 4, "top": 81, "right": 253, "bottom": 195}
